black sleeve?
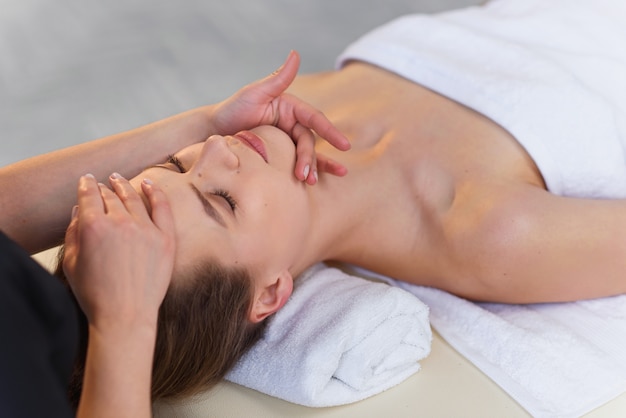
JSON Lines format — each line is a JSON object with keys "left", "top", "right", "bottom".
{"left": 0, "top": 232, "right": 79, "bottom": 418}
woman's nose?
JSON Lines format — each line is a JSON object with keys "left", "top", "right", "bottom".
{"left": 198, "top": 135, "right": 240, "bottom": 171}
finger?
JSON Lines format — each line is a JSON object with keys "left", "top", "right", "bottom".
{"left": 292, "top": 123, "right": 317, "bottom": 182}
{"left": 98, "top": 182, "right": 127, "bottom": 215}
{"left": 108, "top": 172, "right": 152, "bottom": 221}
{"left": 76, "top": 174, "right": 105, "bottom": 216}
{"left": 255, "top": 50, "right": 300, "bottom": 98}
{"left": 141, "top": 179, "right": 175, "bottom": 237}
{"left": 316, "top": 154, "right": 349, "bottom": 177}
{"left": 233, "top": 51, "right": 300, "bottom": 108}
{"left": 280, "top": 94, "right": 351, "bottom": 151}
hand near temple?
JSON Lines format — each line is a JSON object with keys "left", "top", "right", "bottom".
{"left": 211, "top": 50, "right": 350, "bottom": 184}
{"left": 62, "top": 173, "right": 176, "bottom": 417}
{"left": 63, "top": 173, "right": 175, "bottom": 329}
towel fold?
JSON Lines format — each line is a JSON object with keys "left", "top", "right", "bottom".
{"left": 225, "top": 263, "right": 432, "bottom": 407}
{"left": 343, "top": 265, "right": 626, "bottom": 417}
{"left": 394, "top": 283, "right": 626, "bottom": 418}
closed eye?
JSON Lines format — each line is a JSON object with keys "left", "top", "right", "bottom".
{"left": 161, "top": 155, "right": 237, "bottom": 215}
{"left": 166, "top": 154, "right": 187, "bottom": 173}
{"left": 214, "top": 189, "right": 238, "bottom": 211}
{"left": 166, "top": 155, "right": 236, "bottom": 211}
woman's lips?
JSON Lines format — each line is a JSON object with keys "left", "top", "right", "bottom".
{"left": 234, "top": 130, "right": 268, "bottom": 162}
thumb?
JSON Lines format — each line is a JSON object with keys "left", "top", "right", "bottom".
{"left": 249, "top": 50, "right": 300, "bottom": 98}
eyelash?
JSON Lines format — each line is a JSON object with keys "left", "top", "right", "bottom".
{"left": 166, "top": 154, "right": 186, "bottom": 173}
{"left": 166, "top": 155, "right": 238, "bottom": 212}
{"left": 215, "top": 189, "right": 238, "bottom": 211}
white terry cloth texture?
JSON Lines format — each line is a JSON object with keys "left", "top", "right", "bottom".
{"left": 404, "top": 286, "right": 626, "bottom": 418}
{"left": 337, "top": 0, "right": 626, "bottom": 199}
{"left": 350, "top": 265, "right": 626, "bottom": 418}
{"left": 225, "top": 263, "right": 432, "bottom": 407}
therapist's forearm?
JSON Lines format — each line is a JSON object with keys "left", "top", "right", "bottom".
{"left": 0, "top": 105, "right": 217, "bottom": 253}
{"left": 77, "top": 324, "right": 157, "bottom": 418}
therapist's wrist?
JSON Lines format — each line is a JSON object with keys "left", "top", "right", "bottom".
{"left": 176, "top": 104, "right": 216, "bottom": 147}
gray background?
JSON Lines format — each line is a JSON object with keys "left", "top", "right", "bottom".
{"left": 1, "top": 0, "right": 481, "bottom": 167}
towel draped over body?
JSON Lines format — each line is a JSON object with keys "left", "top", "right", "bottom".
{"left": 337, "top": 0, "right": 626, "bottom": 198}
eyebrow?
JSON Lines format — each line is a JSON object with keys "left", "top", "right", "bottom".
{"left": 145, "top": 165, "right": 228, "bottom": 227}
{"left": 189, "top": 183, "right": 227, "bottom": 227}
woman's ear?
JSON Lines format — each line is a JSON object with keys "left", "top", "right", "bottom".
{"left": 249, "top": 270, "right": 294, "bottom": 323}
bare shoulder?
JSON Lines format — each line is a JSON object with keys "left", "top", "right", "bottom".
{"left": 442, "top": 183, "right": 626, "bottom": 303}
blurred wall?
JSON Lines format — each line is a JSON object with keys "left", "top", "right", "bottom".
{"left": 0, "top": 0, "right": 482, "bottom": 166}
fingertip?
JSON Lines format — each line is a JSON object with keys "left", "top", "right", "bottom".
{"left": 144, "top": 183, "right": 175, "bottom": 232}
{"left": 340, "top": 136, "right": 352, "bottom": 150}
{"left": 273, "top": 50, "right": 299, "bottom": 83}
{"left": 273, "top": 50, "right": 296, "bottom": 76}
{"left": 293, "top": 165, "right": 304, "bottom": 182}
{"left": 331, "top": 161, "right": 349, "bottom": 177}
{"left": 78, "top": 173, "right": 96, "bottom": 190}
{"left": 142, "top": 179, "right": 168, "bottom": 207}
{"left": 331, "top": 133, "right": 351, "bottom": 151}
{"left": 140, "top": 178, "right": 155, "bottom": 195}
{"left": 305, "top": 170, "right": 318, "bottom": 185}
{"left": 288, "top": 50, "right": 300, "bottom": 64}
{"left": 96, "top": 182, "right": 110, "bottom": 197}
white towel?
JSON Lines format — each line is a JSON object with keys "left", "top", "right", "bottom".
{"left": 392, "top": 282, "right": 626, "bottom": 418}
{"left": 337, "top": 0, "right": 626, "bottom": 199}
{"left": 346, "top": 266, "right": 626, "bottom": 417}
{"left": 224, "top": 263, "right": 432, "bottom": 407}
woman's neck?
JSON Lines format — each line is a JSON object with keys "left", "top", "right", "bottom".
{"left": 289, "top": 143, "right": 407, "bottom": 277}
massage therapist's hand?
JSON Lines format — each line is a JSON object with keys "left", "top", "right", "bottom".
{"left": 63, "top": 173, "right": 176, "bottom": 331}
{"left": 211, "top": 50, "right": 350, "bottom": 184}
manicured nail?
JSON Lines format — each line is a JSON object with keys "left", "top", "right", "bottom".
{"left": 71, "top": 205, "right": 78, "bottom": 219}
{"left": 142, "top": 178, "right": 153, "bottom": 185}
{"left": 313, "top": 170, "right": 318, "bottom": 183}
{"left": 303, "top": 165, "right": 310, "bottom": 180}
{"left": 110, "top": 172, "right": 123, "bottom": 180}
{"left": 84, "top": 173, "right": 95, "bottom": 179}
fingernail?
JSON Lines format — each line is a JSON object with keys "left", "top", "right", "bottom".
{"left": 110, "top": 172, "right": 123, "bottom": 180}
{"left": 142, "top": 178, "right": 153, "bottom": 185}
{"left": 303, "top": 165, "right": 310, "bottom": 180}
{"left": 71, "top": 205, "right": 78, "bottom": 219}
{"left": 313, "top": 171, "right": 318, "bottom": 183}
{"left": 84, "top": 173, "right": 95, "bottom": 179}
{"left": 273, "top": 61, "right": 285, "bottom": 75}
{"left": 272, "top": 51, "right": 292, "bottom": 74}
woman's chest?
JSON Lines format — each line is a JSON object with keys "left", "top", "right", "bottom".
{"left": 293, "top": 63, "right": 544, "bottom": 191}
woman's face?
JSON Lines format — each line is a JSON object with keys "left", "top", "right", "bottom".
{"left": 129, "top": 125, "right": 311, "bottom": 282}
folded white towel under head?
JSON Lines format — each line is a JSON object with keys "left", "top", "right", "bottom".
{"left": 225, "top": 263, "right": 432, "bottom": 407}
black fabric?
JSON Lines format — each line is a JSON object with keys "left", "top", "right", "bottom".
{"left": 0, "top": 232, "right": 78, "bottom": 418}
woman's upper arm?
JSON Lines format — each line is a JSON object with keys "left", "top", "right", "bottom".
{"left": 452, "top": 185, "right": 626, "bottom": 303}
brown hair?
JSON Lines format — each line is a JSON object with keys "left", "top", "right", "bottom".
{"left": 54, "top": 247, "right": 267, "bottom": 407}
